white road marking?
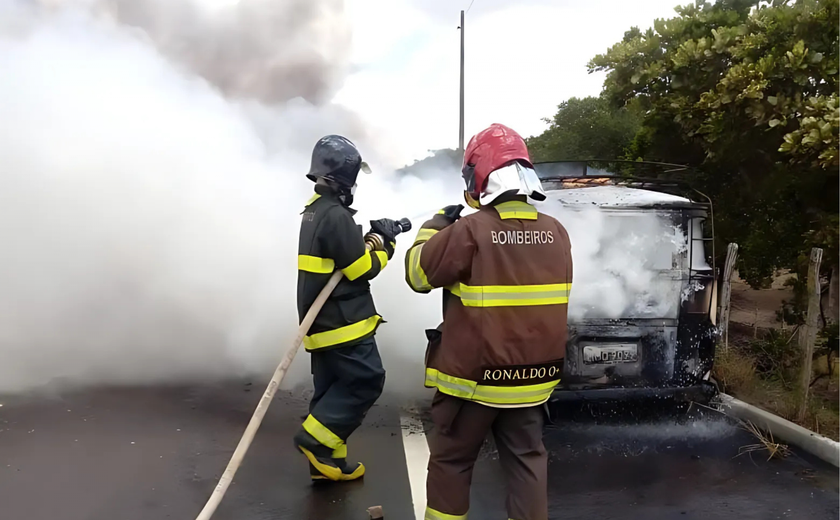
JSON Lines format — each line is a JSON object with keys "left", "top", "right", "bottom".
{"left": 400, "top": 413, "right": 430, "bottom": 520}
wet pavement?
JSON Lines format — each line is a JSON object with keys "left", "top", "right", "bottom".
{"left": 0, "top": 382, "right": 836, "bottom": 520}
{"left": 468, "top": 408, "right": 839, "bottom": 519}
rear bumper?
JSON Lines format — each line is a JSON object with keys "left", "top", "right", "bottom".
{"left": 549, "top": 382, "right": 717, "bottom": 404}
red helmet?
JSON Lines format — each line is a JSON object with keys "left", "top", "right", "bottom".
{"left": 462, "top": 123, "right": 533, "bottom": 197}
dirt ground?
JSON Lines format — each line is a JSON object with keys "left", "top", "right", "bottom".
{"left": 729, "top": 270, "right": 797, "bottom": 331}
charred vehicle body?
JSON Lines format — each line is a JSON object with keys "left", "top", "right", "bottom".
{"left": 534, "top": 161, "right": 719, "bottom": 405}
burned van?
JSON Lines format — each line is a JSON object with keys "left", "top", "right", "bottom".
{"left": 534, "top": 161, "right": 719, "bottom": 404}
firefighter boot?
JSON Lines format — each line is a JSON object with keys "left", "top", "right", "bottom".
{"left": 294, "top": 430, "right": 365, "bottom": 482}
{"left": 331, "top": 449, "right": 365, "bottom": 482}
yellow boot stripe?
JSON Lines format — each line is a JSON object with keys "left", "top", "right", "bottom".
{"left": 302, "top": 415, "right": 344, "bottom": 450}
{"left": 332, "top": 444, "right": 347, "bottom": 459}
{"left": 338, "top": 462, "right": 365, "bottom": 481}
{"left": 298, "top": 446, "right": 341, "bottom": 482}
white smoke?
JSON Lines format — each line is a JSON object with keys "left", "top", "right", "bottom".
{"left": 0, "top": 1, "right": 456, "bottom": 395}
{"left": 33, "top": 0, "right": 352, "bottom": 105}
{"left": 0, "top": 1, "right": 692, "bottom": 397}
{"left": 540, "top": 199, "right": 687, "bottom": 322}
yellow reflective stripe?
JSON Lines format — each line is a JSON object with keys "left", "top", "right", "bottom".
{"left": 494, "top": 201, "right": 537, "bottom": 220}
{"left": 298, "top": 255, "right": 335, "bottom": 274}
{"left": 305, "top": 193, "right": 321, "bottom": 206}
{"left": 473, "top": 380, "right": 559, "bottom": 405}
{"left": 304, "top": 315, "right": 382, "bottom": 350}
{"left": 425, "top": 506, "right": 467, "bottom": 520}
{"left": 424, "top": 368, "right": 560, "bottom": 405}
{"left": 375, "top": 250, "right": 389, "bottom": 270}
{"left": 332, "top": 444, "right": 347, "bottom": 459}
{"left": 424, "top": 368, "right": 476, "bottom": 399}
{"left": 445, "top": 283, "right": 461, "bottom": 297}
{"left": 415, "top": 228, "right": 438, "bottom": 243}
{"left": 342, "top": 252, "right": 373, "bottom": 281}
{"left": 408, "top": 244, "right": 433, "bottom": 291}
{"left": 459, "top": 283, "right": 571, "bottom": 307}
{"left": 303, "top": 415, "right": 344, "bottom": 450}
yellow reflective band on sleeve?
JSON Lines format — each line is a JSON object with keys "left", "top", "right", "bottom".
{"left": 342, "top": 252, "right": 373, "bottom": 281}
{"left": 298, "top": 255, "right": 335, "bottom": 274}
{"left": 332, "top": 444, "right": 347, "bottom": 459}
{"left": 424, "top": 368, "right": 560, "bottom": 406}
{"left": 304, "top": 315, "right": 382, "bottom": 351}
{"left": 375, "top": 250, "right": 389, "bottom": 270}
{"left": 407, "top": 243, "right": 434, "bottom": 292}
{"left": 302, "top": 414, "right": 344, "bottom": 450}
{"left": 415, "top": 228, "right": 439, "bottom": 244}
{"left": 458, "top": 283, "right": 571, "bottom": 307}
{"left": 305, "top": 193, "right": 321, "bottom": 206}
{"left": 425, "top": 506, "right": 468, "bottom": 520}
{"left": 494, "top": 201, "right": 538, "bottom": 220}
{"left": 444, "top": 283, "right": 461, "bottom": 297}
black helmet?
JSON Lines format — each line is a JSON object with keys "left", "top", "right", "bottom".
{"left": 307, "top": 135, "right": 365, "bottom": 188}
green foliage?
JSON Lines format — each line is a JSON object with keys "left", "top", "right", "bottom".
{"left": 746, "top": 329, "right": 799, "bottom": 383}
{"left": 588, "top": 0, "right": 839, "bottom": 288}
{"left": 525, "top": 96, "right": 642, "bottom": 162}
{"left": 817, "top": 322, "right": 840, "bottom": 360}
{"left": 777, "top": 94, "right": 839, "bottom": 168}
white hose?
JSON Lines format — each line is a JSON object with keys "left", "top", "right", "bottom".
{"left": 194, "top": 264, "right": 347, "bottom": 520}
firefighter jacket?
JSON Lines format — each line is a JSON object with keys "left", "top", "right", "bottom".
{"left": 404, "top": 199, "right": 573, "bottom": 408}
{"left": 297, "top": 185, "right": 391, "bottom": 352}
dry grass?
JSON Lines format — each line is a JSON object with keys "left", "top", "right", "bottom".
{"left": 714, "top": 347, "right": 758, "bottom": 394}
{"left": 735, "top": 419, "right": 792, "bottom": 461}
{"left": 714, "top": 344, "right": 840, "bottom": 441}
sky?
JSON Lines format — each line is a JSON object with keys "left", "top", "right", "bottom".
{"left": 333, "top": 0, "right": 684, "bottom": 166}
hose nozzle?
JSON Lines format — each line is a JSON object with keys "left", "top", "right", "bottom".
{"left": 364, "top": 217, "right": 412, "bottom": 251}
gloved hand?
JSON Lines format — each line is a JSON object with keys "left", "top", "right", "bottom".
{"left": 436, "top": 204, "right": 464, "bottom": 225}
{"left": 369, "top": 218, "right": 402, "bottom": 243}
{"left": 366, "top": 218, "right": 401, "bottom": 259}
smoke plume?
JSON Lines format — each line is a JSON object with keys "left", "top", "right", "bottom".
{"left": 540, "top": 199, "right": 687, "bottom": 322}
{"left": 36, "top": 0, "right": 352, "bottom": 105}
{"left": 0, "top": 0, "right": 454, "bottom": 395}
{"left": 0, "top": 1, "right": 692, "bottom": 397}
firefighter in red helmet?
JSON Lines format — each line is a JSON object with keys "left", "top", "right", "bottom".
{"left": 404, "top": 123, "right": 573, "bottom": 520}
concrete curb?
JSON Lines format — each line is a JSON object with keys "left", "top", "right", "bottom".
{"left": 719, "top": 393, "right": 840, "bottom": 468}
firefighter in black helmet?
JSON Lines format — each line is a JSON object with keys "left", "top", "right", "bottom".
{"left": 294, "top": 135, "right": 401, "bottom": 482}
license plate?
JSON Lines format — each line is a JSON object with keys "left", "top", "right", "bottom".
{"left": 582, "top": 344, "right": 638, "bottom": 365}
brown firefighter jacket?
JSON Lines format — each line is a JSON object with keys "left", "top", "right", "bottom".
{"left": 404, "top": 199, "right": 573, "bottom": 407}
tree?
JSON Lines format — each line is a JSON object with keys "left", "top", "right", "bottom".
{"left": 525, "top": 97, "right": 642, "bottom": 162}
{"left": 589, "top": 0, "right": 839, "bottom": 288}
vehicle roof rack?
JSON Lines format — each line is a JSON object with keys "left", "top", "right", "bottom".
{"left": 532, "top": 159, "right": 693, "bottom": 179}
{"left": 533, "top": 159, "right": 706, "bottom": 202}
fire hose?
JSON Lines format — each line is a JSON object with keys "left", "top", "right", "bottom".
{"left": 194, "top": 217, "right": 412, "bottom": 520}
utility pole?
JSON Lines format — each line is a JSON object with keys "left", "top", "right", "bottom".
{"left": 458, "top": 9, "right": 465, "bottom": 151}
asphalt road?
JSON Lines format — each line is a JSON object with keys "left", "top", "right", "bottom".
{"left": 0, "top": 382, "right": 836, "bottom": 520}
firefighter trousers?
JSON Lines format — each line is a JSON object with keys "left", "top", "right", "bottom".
{"left": 426, "top": 391, "right": 548, "bottom": 520}
{"left": 298, "top": 337, "right": 386, "bottom": 457}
